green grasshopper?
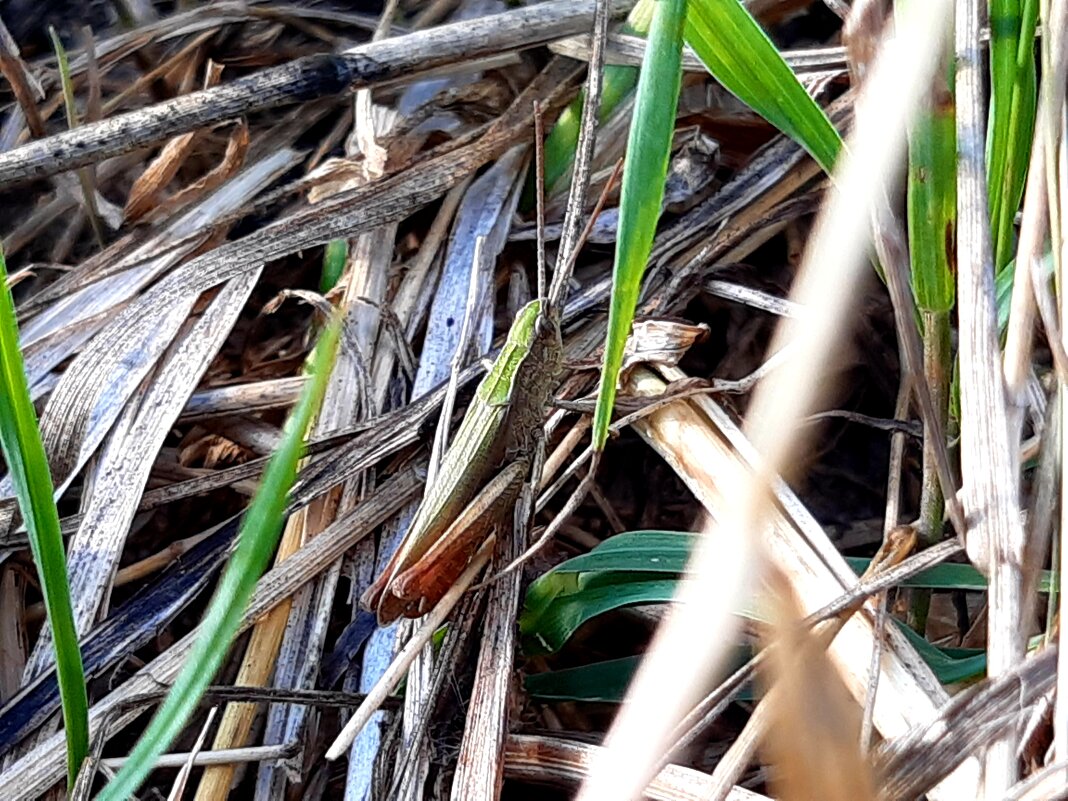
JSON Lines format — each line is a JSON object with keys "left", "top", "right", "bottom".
{"left": 361, "top": 298, "right": 562, "bottom": 624}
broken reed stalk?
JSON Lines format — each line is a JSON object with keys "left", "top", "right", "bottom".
{"left": 954, "top": 0, "right": 1030, "bottom": 792}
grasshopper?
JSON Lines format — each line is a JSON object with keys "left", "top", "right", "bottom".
{"left": 361, "top": 298, "right": 562, "bottom": 624}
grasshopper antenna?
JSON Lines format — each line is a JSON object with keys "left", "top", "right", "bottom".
{"left": 534, "top": 100, "right": 548, "bottom": 304}
{"left": 546, "top": 0, "right": 611, "bottom": 320}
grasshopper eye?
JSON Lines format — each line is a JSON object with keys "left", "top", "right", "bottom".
{"left": 534, "top": 313, "right": 552, "bottom": 338}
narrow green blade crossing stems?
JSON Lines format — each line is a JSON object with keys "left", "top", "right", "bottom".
{"left": 592, "top": 0, "right": 687, "bottom": 450}
{"left": 98, "top": 315, "right": 343, "bottom": 800}
{"left": 592, "top": 0, "right": 845, "bottom": 450}
{"left": 320, "top": 239, "right": 349, "bottom": 294}
{"left": 987, "top": 0, "right": 1039, "bottom": 272}
{"left": 49, "top": 27, "right": 105, "bottom": 248}
{"left": 0, "top": 248, "right": 88, "bottom": 787}
{"left": 684, "top": 0, "right": 842, "bottom": 174}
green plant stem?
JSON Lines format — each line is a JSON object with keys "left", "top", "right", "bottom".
{"left": 526, "top": 0, "right": 654, "bottom": 205}
{"left": 909, "top": 309, "right": 951, "bottom": 634}
{"left": 320, "top": 239, "right": 348, "bottom": 294}
{"left": 987, "top": 0, "right": 1039, "bottom": 273}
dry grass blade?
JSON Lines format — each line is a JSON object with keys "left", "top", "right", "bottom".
{"left": 1, "top": 470, "right": 421, "bottom": 798}
{"left": 166, "top": 706, "right": 215, "bottom": 801}
{"left": 954, "top": 0, "right": 1029, "bottom": 791}
{"left": 24, "top": 59, "right": 576, "bottom": 525}
{"left": 548, "top": 31, "right": 848, "bottom": 76}
{"left": 449, "top": 4, "right": 610, "bottom": 797}
{"left": 874, "top": 645, "right": 1058, "bottom": 799}
{"left": 195, "top": 10, "right": 404, "bottom": 791}
{"left": 0, "top": 19, "right": 45, "bottom": 139}
{"left": 344, "top": 73, "right": 540, "bottom": 801}
{"left": 0, "top": 0, "right": 632, "bottom": 187}
{"left": 15, "top": 147, "right": 302, "bottom": 393}
{"left": 6, "top": 2, "right": 1062, "bottom": 798}
{"left": 326, "top": 537, "right": 494, "bottom": 761}
{"left": 624, "top": 366, "right": 977, "bottom": 800}
{"left": 123, "top": 61, "right": 225, "bottom": 223}
{"left": 20, "top": 269, "right": 260, "bottom": 684}
{"left": 576, "top": 3, "right": 962, "bottom": 798}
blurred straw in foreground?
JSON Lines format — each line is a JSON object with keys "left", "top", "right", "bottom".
{"left": 576, "top": 1, "right": 956, "bottom": 799}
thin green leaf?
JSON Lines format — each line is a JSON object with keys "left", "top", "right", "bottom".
{"left": 524, "top": 653, "right": 755, "bottom": 703}
{"left": 520, "top": 532, "right": 1057, "bottom": 655}
{"left": 848, "top": 556, "right": 1057, "bottom": 594}
{"left": 0, "top": 246, "right": 88, "bottom": 787}
{"left": 895, "top": 624, "right": 986, "bottom": 684}
{"left": 592, "top": 0, "right": 686, "bottom": 451}
{"left": 538, "top": 530, "right": 1029, "bottom": 590}
{"left": 523, "top": 631, "right": 986, "bottom": 701}
{"left": 320, "top": 239, "right": 348, "bottom": 294}
{"left": 592, "top": 0, "right": 847, "bottom": 450}
{"left": 525, "top": 656, "right": 645, "bottom": 703}
{"left": 97, "top": 315, "right": 343, "bottom": 800}
{"left": 906, "top": 30, "right": 956, "bottom": 314}
{"left": 521, "top": 577, "right": 681, "bottom": 655}
{"left": 684, "top": 0, "right": 842, "bottom": 174}
{"left": 987, "top": 0, "right": 1039, "bottom": 272}
{"left": 538, "top": 64, "right": 638, "bottom": 198}
{"left": 902, "top": 6, "right": 955, "bottom": 629}
{"left": 49, "top": 27, "right": 104, "bottom": 248}
{"left": 996, "top": 250, "right": 1053, "bottom": 333}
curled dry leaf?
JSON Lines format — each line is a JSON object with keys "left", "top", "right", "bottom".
{"left": 143, "top": 121, "right": 250, "bottom": 223}
{"left": 621, "top": 319, "right": 710, "bottom": 375}
{"left": 306, "top": 103, "right": 404, "bottom": 202}
{"left": 570, "top": 319, "right": 710, "bottom": 374}
{"left": 123, "top": 61, "right": 249, "bottom": 223}
{"left": 304, "top": 157, "right": 374, "bottom": 202}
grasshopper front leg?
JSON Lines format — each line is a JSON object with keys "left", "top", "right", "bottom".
{"left": 368, "top": 459, "right": 528, "bottom": 624}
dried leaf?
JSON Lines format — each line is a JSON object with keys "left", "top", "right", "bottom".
{"left": 123, "top": 61, "right": 226, "bottom": 223}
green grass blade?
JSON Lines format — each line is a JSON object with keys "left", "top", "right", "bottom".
{"left": 0, "top": 247, "right": 88, "bottom": 787}
{"left": 987, "top": 0, "right": 1039, "bottom": 272}
{"left": 521, "top": 531, "right": 1058, "bottom": 654}
{"left": 524, "top": 653, "right": 755, "bottom": 703}
{"left": 522, "top": 577, "right": 683, "bottom": 654}
{"left": 49, "top": 27, "right": 105, "bottom": 248}
{"left": 320, "top": 239, "right": 348, "bottom": 294}
{"left": 902, "top": 8, "right": 956, "bottom": 629}
{"left": 591, "top": 0, "right": 686, "bottom": 451}
{"left": 523, "top": 632, "right": 986, "bottom": 701}
{"left": 539, "top": 62, "right": 639, "bottom": 198}
{"left": 97, "top": 315, "right": 342, "bottom": 801}
{"left": 525, "top": 656, "right": 650, "bottom": 703}
{"left": 894, "top": 624, "right": 986, "bottom": 684}
{"left": 906, "top": 57, "right": 956, "bottom": 313}
{"left": 519, "top": 531, "right": 995, "bottom": 684}
{"left": 684, "top": 0, "right": 842, "bottom": 174}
